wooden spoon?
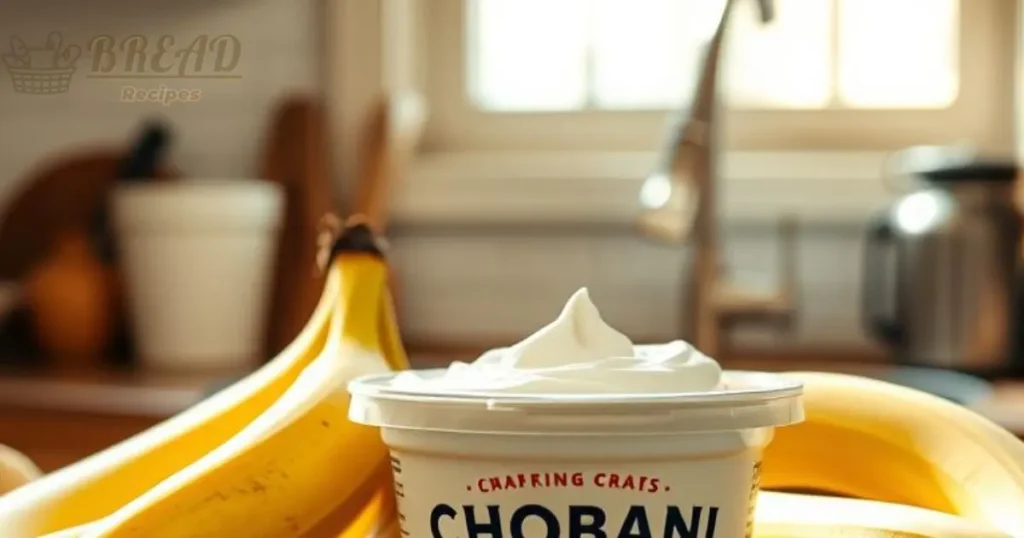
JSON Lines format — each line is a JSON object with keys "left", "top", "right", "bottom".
{"left": 351, "top": 91, "right": 428, "bottom": 323}
{"left": 352, "top": 91, "right": 428, "bottom": 234}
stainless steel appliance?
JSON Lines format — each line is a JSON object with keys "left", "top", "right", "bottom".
{"left": 863, "top": 148, "right": 1022, "bottom": 373}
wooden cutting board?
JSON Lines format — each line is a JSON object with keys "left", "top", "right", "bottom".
{"left": 261, "top": 95, "right": 335, "bottom": 359}
{"left": 0, "top": 147, "right": 178, "bottom": 281}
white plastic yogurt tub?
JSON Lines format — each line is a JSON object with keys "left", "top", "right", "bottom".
{"left": 349, "top": 369, "right": 804, "bottom": 538}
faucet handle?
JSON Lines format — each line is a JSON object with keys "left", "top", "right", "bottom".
{"left": 777, "top": 213, "right": 799, "bottom": 311}
{"left": 756, "top": 0, "right": 776, "bottom": 23}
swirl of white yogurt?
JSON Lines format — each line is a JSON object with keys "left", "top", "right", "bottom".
{"left": 391, "top": 288, "right": 723, "bottom": 395}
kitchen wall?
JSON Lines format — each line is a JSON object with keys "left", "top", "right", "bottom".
{"left": 390, "top": 223, "right": 876, "bottom": 352}
{"left": 0, "top": 1, "right": 880, "bottom": 355}
{"left": 0, "top": 0, "right": 322, "bottom": 216}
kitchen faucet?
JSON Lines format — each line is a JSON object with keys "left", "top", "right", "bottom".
{"left": 638, "top": 0, "right": 797, "bottom": 358}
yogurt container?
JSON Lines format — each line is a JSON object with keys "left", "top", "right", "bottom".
{"left": 348, "top": 288, "right": 803, "bottom": 538}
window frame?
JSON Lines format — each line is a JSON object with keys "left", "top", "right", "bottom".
{"left": 425, "top": 0, "right": 1014, "bottom": 152}
{"left": 329, "top": 0, "right": 1017, "bottom": 228}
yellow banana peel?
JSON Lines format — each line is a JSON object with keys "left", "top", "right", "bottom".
{"left": 84, "top": 239, "right": 405, "bottom": 537}
{"left": 754, "top": 491, "right": 1011, "bottom": 537}
{"left": 0, "top": 253, "right": 340, "bottom": 537}
{"left": 36, "top": 524, "right": 95, "bottom": 538}
{"left": 761, "top": 371, "right": 1024, "bottom": 537}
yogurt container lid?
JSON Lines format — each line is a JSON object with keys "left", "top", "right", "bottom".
{"left": 348, "top": 369, "right": 803, "bottom": 435}
{"left": 353, "top": 288, "right": 804, "bottom": 435}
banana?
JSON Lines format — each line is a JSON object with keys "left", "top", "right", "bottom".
{"left": 0, "top": 249, "right": 341, "bottom": 537}
{"left": 0, "top": 443, "right": 42, "bottom": 496}
{"left": 83, "top": 232, "right": 407, "bottom": 537}
{"left": 754, "top": 491, "right": 1011, "bottom": 537}
{"left": 760, "top": 371, "right": 1024, "bottom": 537}
{"left": 302, "top": 463, "right": 399, "bottom": 538}
{"left": 37, "top": 524, "right": 96, "bottom": 538}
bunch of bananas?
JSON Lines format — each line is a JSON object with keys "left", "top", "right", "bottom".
{"left": 757, "top": 371, "right": 1024, "bottom": 537}
{"left": 1, "top": 221, "right": 1024, "bottom": 537}
{"left": 0, "top": 221, "right": 406, "bottom": 537}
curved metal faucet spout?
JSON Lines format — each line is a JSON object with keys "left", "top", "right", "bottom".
{"left": 639, "top": 0, "right": 779, "bottom": 242}
{"left": 637, "top": 0, "right": 794, "bottom": 356}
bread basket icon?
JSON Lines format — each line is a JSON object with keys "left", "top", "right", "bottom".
{"left": 4, "top": 33, "right": 81, "bottom": 95}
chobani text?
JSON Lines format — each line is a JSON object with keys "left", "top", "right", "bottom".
{"left": 429, "top": 504, "right": 720, "bottom": 537}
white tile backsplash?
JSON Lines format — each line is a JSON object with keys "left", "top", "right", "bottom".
{"left": 389, "top": 225, "right": 878, "bottom": 351}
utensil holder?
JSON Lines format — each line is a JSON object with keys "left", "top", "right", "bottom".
{"left": 113, "top": 179, "right": 284, "bottom": 372}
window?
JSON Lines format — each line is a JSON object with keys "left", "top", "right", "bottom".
{"left": 331, "top": 0, "right": 1018, "bottom": 229}
{"left": 469, "top": 0, "right": 958, "bottom": 112}
{"left": 421, "top": 0, "right": 1014, "bottom": 152}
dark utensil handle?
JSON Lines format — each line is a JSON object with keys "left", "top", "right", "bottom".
{"left": 862, "top": 213, "right": 904, "bottom": 346}
{"left": 117, "top": 121, "right": 171, "bottom": 180}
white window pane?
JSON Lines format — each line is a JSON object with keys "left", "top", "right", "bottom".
{"left": 466, "top": 0, "right": 961, "bottom": 113}
{"left": 723, "top": 0, "right": 833, "bottom": 108}
{"left": 592, "top": 0, "right": 724, "bottom": 109}
{"left": 468, "top": 0, "right": 589, "bottom": 111}
{"left": 838, "top": 0, "right": 958, "bottom": 108}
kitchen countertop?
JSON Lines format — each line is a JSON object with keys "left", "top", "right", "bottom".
{"left": 0, "top": 366, "right": 225, "bottom": 418}
{"left": 0, "top": 354, "right": 1021, "bottom": 434}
